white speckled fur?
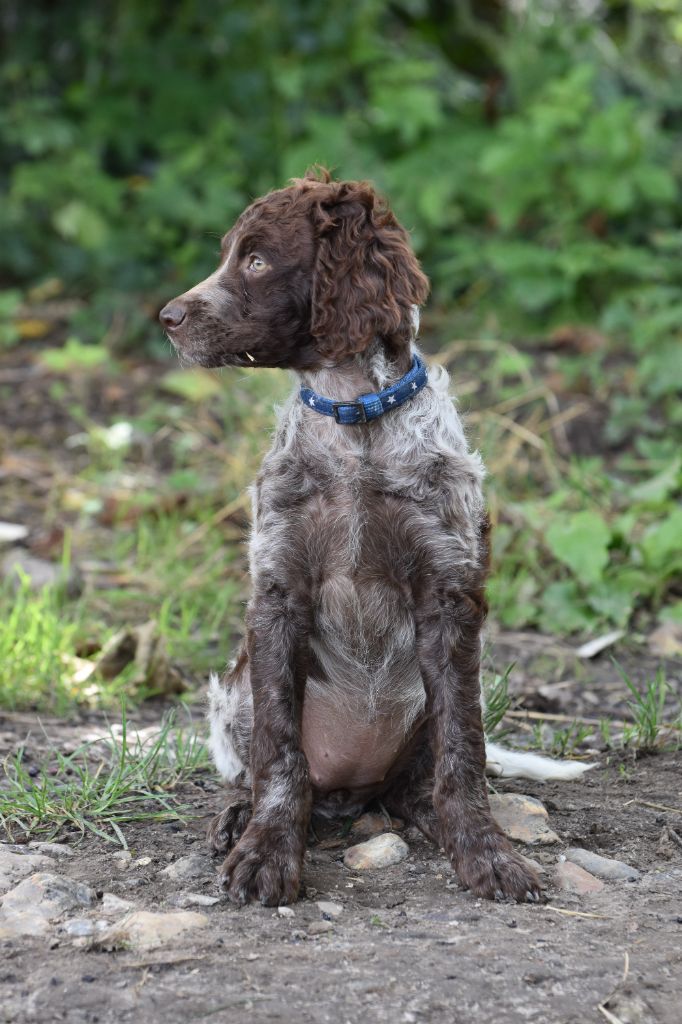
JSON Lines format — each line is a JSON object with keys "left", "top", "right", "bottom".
{"left": 208, "top": 319, "right": 593, "bottom": 784}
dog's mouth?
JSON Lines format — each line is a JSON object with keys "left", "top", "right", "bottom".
{"left": 231, "top": 351, "right": 258, "bottom": 366}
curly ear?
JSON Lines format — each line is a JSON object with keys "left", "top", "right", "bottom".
{"left": 309, "top": 181, "right": 429, "bottom": 363}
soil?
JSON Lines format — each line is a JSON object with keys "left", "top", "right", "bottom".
{"left": 1, "top": 704, "right": 681, "bottom": 1024}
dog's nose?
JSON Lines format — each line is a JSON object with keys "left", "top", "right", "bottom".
{"left": 159, "top": 302, "right": 187, "bottom": 330}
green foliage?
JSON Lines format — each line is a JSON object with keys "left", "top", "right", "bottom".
{"left": 1, "top": 2, "right": 681, "bottom": 641}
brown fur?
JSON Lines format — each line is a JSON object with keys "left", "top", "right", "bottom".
{"left": 160, "top": 169, "right": 541, "bottom": 907}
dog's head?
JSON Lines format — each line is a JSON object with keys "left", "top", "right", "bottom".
{"left": 159, "top": 168, "right": 429, "bottom": 370}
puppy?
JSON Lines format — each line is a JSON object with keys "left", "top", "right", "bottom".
{"left": 160, "top": 169, "right": 589, "bottom": 906}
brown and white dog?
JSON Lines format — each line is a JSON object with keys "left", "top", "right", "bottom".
{"left": 160, "top": 169, "right": 590, "bottom": 907}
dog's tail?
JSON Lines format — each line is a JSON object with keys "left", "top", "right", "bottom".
{"left": 485, "top": 741, "right": 595, "bottom": 782}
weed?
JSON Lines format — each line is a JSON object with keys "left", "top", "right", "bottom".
{"left": 614, "top": 661, "right": 676, "bottom": 752}
{"left": 482, "top": 664, "right": 514, "bottom": 736}
{"left": 0, "top": 704, "right": 209, "bottom": 847}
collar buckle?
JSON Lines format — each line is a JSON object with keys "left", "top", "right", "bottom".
{"left": 332, "top": 400, "right": 367, "bottom": 424}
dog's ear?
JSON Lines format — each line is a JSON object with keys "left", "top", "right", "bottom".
{"left": 309, "top": 181, "right": 429, "bottom": 363}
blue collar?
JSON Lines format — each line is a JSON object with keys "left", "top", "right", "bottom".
{"left": 300, "top": 354, "right": 428, "bottom": 425}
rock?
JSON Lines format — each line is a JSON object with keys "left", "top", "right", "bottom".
{"left": 489, "top": 794, "right": 560, "bottom": 845}
{"left": 1, "top": 549, "right": 82, "bottom": 597}
{"left": 134, "top": 856, "right": 152, "bottom": 867}
{"left": 308, "top": 919, "right": 333, "bottom": 935}
{"left": 0, "top": 845, "right": 52, "bottom": 893}
{"left": 565, "top": 847, "right": 640, "bottom": 881}
{"left": 316, "top": 900, "right": 343, "bottom": 919}
{"left": 112, "top": 850, "right": 132, "bottom": 870}
{"left": 351, "top": 813, "right": 404, "bottom": 838}
{"left": 100, "top": 893, "right": 135, "bottom": 916}
{"left": 278, "top": 906, "right": 295, "bottom": 918}
{"left": 343, "top": 833, "right": 409, "bottom": 871}
{"left": 61, "top": 918, "right": 96, "bottom": 938}
{"left": 554, "top": 861, "right": 605, "bottom": 895}
{"left": 648, "top": 621, "right": 682, "bottom": 658}
{"left": 28, "top": 842, "right": 75, "bottom": 859}
{"left": 168, "top": 892, "right": 220, "bottom": 909}
{"left": 160, "top": 853, "right": 212, "bottom": 882}
{"left": 0, "top": 872, "right": 96, "bottom": 938}
{"left": 95, "top": 910, "right": 209, "bottom": 951}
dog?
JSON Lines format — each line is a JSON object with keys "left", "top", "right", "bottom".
{"left": 159, "top": 168, "right": 590, "bottom": 906}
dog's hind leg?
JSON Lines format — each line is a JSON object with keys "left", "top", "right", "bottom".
{"left": 380, "top": 728, "right": 441, "bottom": 845}
{"left": 206, "top": 652, "right": 254, "bottom": 854}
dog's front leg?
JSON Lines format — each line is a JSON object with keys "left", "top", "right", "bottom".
{"left": 415, "top": 581, "right": 541, "bottom": 902}
{"left": 219, "top": 585, "right": 311, "bottom": 906}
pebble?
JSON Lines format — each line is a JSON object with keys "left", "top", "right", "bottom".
{"left": 350, "top": 813, "right": 404, "bottom": 838}
{"left": 112, "top": 850, "right": 132, "bottom": 871}
{"left": 0, "top": 845, "right": 52, "bottom": 893}
{"left": 168, "top": 892, "right": 221, "bottom": 908}
{"left": 0, "top": 549, "right": 81, "bottom": 596}
{"left": 489, "top": 794, "right": 560, "bottom": 845}
{"left": 343, "top": 833, "right": 409, "bottom": 871}
{"left": 134, "top": 856, "right": 152, "bottom": 867}
{"left": 565, "top": 848, "right": 640, "bottom": 881}
{"left": 28, "top": 842, "right": 76, "bottom": 859}
{"left": 100, "top": 893, "right": 135, "bottom": 916}
{"left": 277, "top": 906, "right": 295, "bottom": 918}
{"left": 160, "top": 853, "right": 212, "bottom": 882}
{"left": 0, "top": 872, "right": 96, "bottom": 938}
{"left": 308, "top": 919, "right": 333, "bottom": 936}
{"left": 554, "top": 861, "right": 605, "bottom": 895}
{"left": 95, "top": 910, "right": 209, "bottom": 951}
{"left": 61, "top": 918, "right": 96, "bottom": 938}
{"left": 316, "top": 900, "right": 343, "bottom": 919}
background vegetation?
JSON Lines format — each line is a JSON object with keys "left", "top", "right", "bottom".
{"left": 1, "top": 0, "right": 681, "bottom": 712}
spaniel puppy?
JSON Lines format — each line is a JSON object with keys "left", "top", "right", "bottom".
{"left": 160, "top": 169, "right": 589, "bottom": 907}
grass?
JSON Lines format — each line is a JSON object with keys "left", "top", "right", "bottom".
{"left": 614, "top": 661, "right": 681, "bottom": 752}
{"left": 0, "top": 704, "right": 209, "bottom": 848}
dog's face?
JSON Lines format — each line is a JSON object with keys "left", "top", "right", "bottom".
{"left": 159, "top": 169, "right": 429, "bottom": 371}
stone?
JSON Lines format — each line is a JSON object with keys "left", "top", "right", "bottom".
{"left": 0, "top": 872, "right": 96, "bottom": 938}
{"left": 0, "top": 845, "right": 52, "bottom": 893}
{"left": 554, "top": 861, "right": 605, "bottom": 895}
{"left": 134, "top": 856, "right": 152, "bottom": 867}
{"left": 112, "top": 850, "right": 132, "bottom": 870}
{"left": 316, "top": 900, "right": 343, "bottom": 919}
{"left": 277, "top": 906, "right": 295, "bottom": 918}
{"left": 343, "top": 833, "right": 409, "bottom": 871}
{"left": 95, "top": 910, "right": 209, "bottom": 951}
{"left": 168, "top": 892, "right": 220, "bottom": 909}
{"left": 100, "top": 893, "right": 135, "bottom": 916}
{"left": 351, "top": 813, "right": 404, "bottom": 838}
{"left": 308, "top": 919, "right": 333, "bottom": 935}
{"left": 489, "top": 794, "right": 560, "bottom": 845}
{"left": 160, "top": 853, "right": 212, "bottom": 882}
{"left": 61, "top": 918, "right": 96, "bottom": 938}
{"left": 28, "top": 842, "right": 75, "bottom": 859}
{"left": 565, "top": 847, "right": 640, "bottom": 881}
{"left": 648, "top": 621, "right": 682, "bottom": 658}
{"left": 1, "top": 549, "right": 81, "bottom": 597}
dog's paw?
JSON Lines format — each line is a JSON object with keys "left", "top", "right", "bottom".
{"left": 207, "top": 800, "right": 252, "bottom": 855}
{"left": 218, "top": 822, "right": 303, "bottom": 906}
{"left": 453, "top": 831, "right": 542, "bottom": 903}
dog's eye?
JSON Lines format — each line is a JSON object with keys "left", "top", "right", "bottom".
{"left": 247, "top": 255, "right": 267, "bottom": 272}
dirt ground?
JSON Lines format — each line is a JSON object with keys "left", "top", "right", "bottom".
{"left": 1, "top": 694, "right": 681, "bottom": 1024}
